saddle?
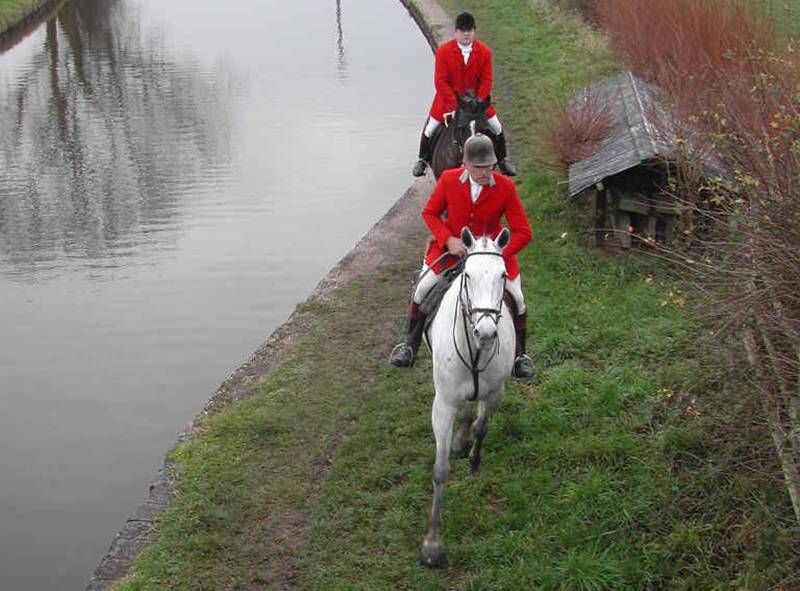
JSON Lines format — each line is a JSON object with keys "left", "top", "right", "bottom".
{"left": 419, "top": 257, "right": 516, "bottom": 346}
{"left": 419, "top": 258, "right": 465, "bottom": 319}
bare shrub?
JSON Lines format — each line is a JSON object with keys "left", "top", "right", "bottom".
{"left": 700, "top": 49, "right": 800, "bottom": 523}
{"left": 594, "top": 0, "right": 773, "bottom": 104}
{"left": 537, "top": 89, "right": 611, "bottom": 171}
{"left": 596, "top": 0, "right": 800, "bottom": 523}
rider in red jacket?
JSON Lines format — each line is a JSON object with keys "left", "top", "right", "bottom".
{"left": 391, "top": 134, "right": 534, "bottom": 378}
{"left": 412, "top": 12, "right": 517, "bottom": 178}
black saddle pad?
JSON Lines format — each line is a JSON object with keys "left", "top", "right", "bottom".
{"left": 419, "top": 259, "right": 465, "bottom": 340}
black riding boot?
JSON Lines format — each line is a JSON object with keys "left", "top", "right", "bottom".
{"left": 493, "top": 132, "right": 517, "bottom": 177}
{"left": 389, "top": 302, "right": 428, "bottom": 367}
{"left": 412, "top": 132, "right": 433, "bottom": 177}
{"left": 512, "top": 311, "right": 535, "bottom": 379}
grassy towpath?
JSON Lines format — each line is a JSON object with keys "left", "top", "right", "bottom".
{"left": 116, "top": 1, "right": 799, "bottom": 589}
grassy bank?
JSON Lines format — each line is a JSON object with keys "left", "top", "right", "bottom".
{"left": 0, "top": 0, "right": 47, "bottom": 31}
{"left": 116, "top": 1, "right": 799, "bottom": 589}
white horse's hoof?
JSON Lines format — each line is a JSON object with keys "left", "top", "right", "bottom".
{"left": 420, "top": 538, "right": 447, "bottom": 568}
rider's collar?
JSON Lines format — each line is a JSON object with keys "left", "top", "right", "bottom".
{"left": 460, "top": 168, "right": 496, "bottom": 187}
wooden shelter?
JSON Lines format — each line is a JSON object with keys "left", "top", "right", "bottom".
{"left": 568, "top": 71, "right": 684, "bottom": 249}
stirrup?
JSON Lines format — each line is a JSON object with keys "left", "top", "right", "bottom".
{"left": 389, "top": 343, "right": 416, "bottom": 367}
{"left": 412, "top": 159, "right": 428, "bottom": 177}
{"left": 512, "top": 354, "right": 535, "bottom": 379}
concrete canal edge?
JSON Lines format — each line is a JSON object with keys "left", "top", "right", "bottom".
{"left": 85, "top": 2, "right": 451, "bottom": 588}
{"left": 398, "top": 0, "right": 451, "bottom": 52}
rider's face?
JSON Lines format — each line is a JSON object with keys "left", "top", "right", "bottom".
{"left": 455, "top": 27, "right": 475, "bottom": 46}
{"left": 466, "top": 163, "right": 494, "bottom": 186}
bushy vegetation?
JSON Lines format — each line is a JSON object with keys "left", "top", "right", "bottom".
{"left": 536, "top": 87, "right": 611, "bottom": 171}
{"left": 594, "top": 0, "right": 800, "bottom": 526}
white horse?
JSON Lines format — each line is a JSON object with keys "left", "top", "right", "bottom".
{"left": 420, "top": 226, "right": 516, "bottom": 568}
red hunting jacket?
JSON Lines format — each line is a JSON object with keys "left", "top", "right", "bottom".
{"left": 429, "top": 39, "right": 497, "bottom": 122}
{"left": 423, "top": 168, "right": 532, "bottom": 279}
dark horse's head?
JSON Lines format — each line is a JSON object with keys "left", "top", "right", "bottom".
{"left": 431, "top": 91, "right": 493, "bottom": 179}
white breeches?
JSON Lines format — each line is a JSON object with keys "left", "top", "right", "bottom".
{"left": 504, "top": 274, "right": 524, "bottom": 314}
{"left": 413, "top": 264, "right": 525, "bottom": 314}
{"left": 424, "top": 118, "right": 442, "bottom": 138}
{"left": 413, "top": 264, "right": 442, "bottom": 303}
{"left": 487, "top": 115, "right": 502, "bottom": 135}
{"left": 424, "top": 115, "right": 503, "bottom": 138}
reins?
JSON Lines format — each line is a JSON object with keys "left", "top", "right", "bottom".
{"left": 451, "top": 251, "right": 506, "bottom": 402}
{"left": 417, "top": 252, "right": 455, "bottom": 284}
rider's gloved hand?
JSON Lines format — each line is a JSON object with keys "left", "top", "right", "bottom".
{"left": 446, "top": 236, "right": 467, "bottom": 258}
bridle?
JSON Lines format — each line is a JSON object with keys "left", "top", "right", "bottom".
{"left": 452, "top": 251, "right": 507, "bottom": 401}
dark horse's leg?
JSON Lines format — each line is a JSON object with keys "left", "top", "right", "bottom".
{"left": 430, "top": 124, "right": 462, "bottom": 180}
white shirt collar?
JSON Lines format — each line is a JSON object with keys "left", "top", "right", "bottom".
{"left": 458, "top": 41, "right": 473, "bottom": 64}
{"left": 458, "top": 166, "right": 497, "bottom": 187}
{"left": 468, "top": 175, "right": 482, "bottom": 203}
{"left": 460, "top": 168, "right": 496, "bottom": 189}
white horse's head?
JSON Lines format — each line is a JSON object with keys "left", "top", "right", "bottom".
{"left": 460, "top": 226, "right": 510, "bottom": 351}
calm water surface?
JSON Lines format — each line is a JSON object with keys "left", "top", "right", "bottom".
{"left": 0, "top": 0, "right": 430, "bottom": 588}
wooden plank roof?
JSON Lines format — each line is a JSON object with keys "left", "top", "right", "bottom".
{"left": 568, "top": 70, "right": 674, "bottom": 197}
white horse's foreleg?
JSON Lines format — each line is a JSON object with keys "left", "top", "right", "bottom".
{"left": 421, "top": 394, "right": 456, "bottom": 568}
{"left": 469, "top": 387, "right": 503, "bottom": 475}
{"left": 451, "top": 402, "right": 474, "bottom": 459}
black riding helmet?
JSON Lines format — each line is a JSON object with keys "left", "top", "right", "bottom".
{"left": 455, "top": 12, "right": 476, "bottom": 31}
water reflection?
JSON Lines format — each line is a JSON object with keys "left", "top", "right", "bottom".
{"left": 335, "top": 0, "right": 347, "bottom": 80}
{"left": 0, "top": 0, "right": 232, "bottom": 277}
{"left": 0, "top": 0, "right": 432, "bottom": 588}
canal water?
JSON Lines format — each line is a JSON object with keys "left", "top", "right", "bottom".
{"left": 0, "top": 0, "right": 430, "bottom": 588}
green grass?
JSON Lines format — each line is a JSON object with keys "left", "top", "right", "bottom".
{"left": 116, "top": 1, "right": 800, "bottom": 589}
{"left": 0, "top": 0, "right": 48, "bottom": 30}
{"left": 761, "top": 0, "right": 800, "bottom": 37}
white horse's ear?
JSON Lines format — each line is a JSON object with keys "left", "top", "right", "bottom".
{"left": 495, "top": 228, "right": 511, "bottom": 250}
{"left": 461, "top": 227, "right": 475, "bottom": 249}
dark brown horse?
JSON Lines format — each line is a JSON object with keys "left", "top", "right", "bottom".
{"left": 431, "top": 92, "right": 493, "bottom": 179}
